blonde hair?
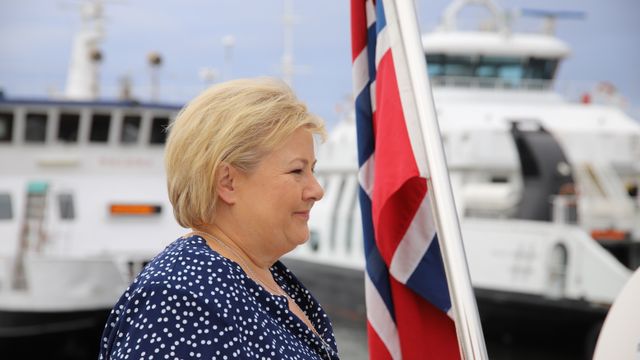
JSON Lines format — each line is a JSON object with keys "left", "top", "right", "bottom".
{"left": 164, "top": 77, "right": 326, "bottom": 228}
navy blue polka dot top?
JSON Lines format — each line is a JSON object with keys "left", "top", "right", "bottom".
{"left": 99, "top": 235, "right": 339, "bottom": 359}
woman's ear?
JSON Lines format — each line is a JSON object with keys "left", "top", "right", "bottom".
{"left": 216, "top": 163, "right": 237, "bottom": 205}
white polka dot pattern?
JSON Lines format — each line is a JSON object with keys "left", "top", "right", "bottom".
{"left": 99, "top": 236, "right": 339, "bottom": 359}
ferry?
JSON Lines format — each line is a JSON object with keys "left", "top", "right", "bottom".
{"left": 0, "top": 0, "right": 638, "bottom": 359}
{"left": 292, "top": 0, "right": 639, "bottom": 357}
{"left": 0, "top": 2, "right": 184, "bottom": 357}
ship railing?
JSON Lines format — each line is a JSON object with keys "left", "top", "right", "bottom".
{"left": 551, "top": 194, "right": 578, "bottom": 225}
{"left": 430, "top": 75, "right": 553, "bottom": 91}
{"left": 574, "top": 163, "right": 637, "bottom": 232}
{"left": 0, "top": 256, "right": 13, "bottom": 292}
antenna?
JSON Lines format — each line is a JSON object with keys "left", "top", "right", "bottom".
{"left": 199, "top": 67, "right": 218, "bottom": 89}
{"left": 221, "top": 35, "right": 236, "bottom": 81}
{"left": 280, "top": 0, "right": 308, "bottom": 87}
{"left": 147, "top": 52, "right": 162, "bottom": 102}
{"left": 118, "top": 74, "right": 133, "bottom": 100}
{"left": 520, "top": 9, "right": 585, "bottom": 34}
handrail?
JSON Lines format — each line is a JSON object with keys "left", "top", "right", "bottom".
{"left": 430, "top": 75, "right": 554, "bottom": 90}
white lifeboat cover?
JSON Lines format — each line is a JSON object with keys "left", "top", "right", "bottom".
{"left": 593, "top": 267, "right": 640, "bottom": 360}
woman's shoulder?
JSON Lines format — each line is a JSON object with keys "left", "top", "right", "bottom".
{"left": 129, "top": 235, "right": 244, "bottom": 296}
{"left": 103, "top": 235, "right": 248, "bottom": 331}
{"left": 100, "top": 237, "right": 243, "bottom": 360}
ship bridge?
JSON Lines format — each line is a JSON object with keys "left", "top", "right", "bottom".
{"left": 422, "top": 0, "right": 571, "bottom": 91}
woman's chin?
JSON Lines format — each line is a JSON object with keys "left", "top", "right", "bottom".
{"left": 289, "top": 230, "right": 311, "bottom": 247}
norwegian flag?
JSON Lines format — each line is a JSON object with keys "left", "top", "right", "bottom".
{"left": 351, "top": 0, "right": 460, "bottom": 358}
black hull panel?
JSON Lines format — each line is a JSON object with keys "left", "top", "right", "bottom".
{"left": 282, "top": 258, "right": 607, "bottom": 360}
{"left": 0, "top": 308, "right": 110, "bottom": 360}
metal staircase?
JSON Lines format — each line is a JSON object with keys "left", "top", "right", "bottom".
{"left": 12, "top": 181, "right": 49, "bottom": 290}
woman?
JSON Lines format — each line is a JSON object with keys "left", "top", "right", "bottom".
{"left": 99, "top": 78, "right": 339, "bottom": 359}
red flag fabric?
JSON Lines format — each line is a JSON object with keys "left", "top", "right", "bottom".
{"left": 350, "top": 0, "right": 460, "bottom": 358}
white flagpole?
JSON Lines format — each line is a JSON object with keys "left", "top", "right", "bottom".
{"left": 386, "top": 0, "right": 488, "bottom": 358}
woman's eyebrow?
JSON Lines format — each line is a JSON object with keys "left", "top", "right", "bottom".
{"left": 288, "top": 158, "right": 317, "bottom": 166}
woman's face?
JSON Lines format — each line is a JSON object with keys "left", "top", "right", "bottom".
{"left": 233, "top": 127, "right": 324, "bottom": 254}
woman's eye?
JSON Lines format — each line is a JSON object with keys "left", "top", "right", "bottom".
{"left": 290, "top": 169, "right": 303, "bottom": 174}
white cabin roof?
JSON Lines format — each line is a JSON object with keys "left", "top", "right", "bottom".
{"left": 422, "top": 31, "right": 571, "bottom": 59}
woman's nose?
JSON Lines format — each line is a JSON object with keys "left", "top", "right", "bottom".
{"left": 305, "top": 175, "right": 324, "bottom": 201}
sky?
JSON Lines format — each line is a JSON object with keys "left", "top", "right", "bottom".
{"left": 1, "top": 0, "right": 639, "bottom": 128}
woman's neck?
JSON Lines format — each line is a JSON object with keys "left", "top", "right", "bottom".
{"left": 195, "top": 223, "right": 276, "bottom": 273}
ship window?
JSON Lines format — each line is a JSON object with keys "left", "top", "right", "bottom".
{"left": 149, "top": 116, "right": 169, "bottom": 144}
{"left": 427, "top": 53, "right": 558, "bottom": 84}
{"left": 443, "top": 56, "right": 474, "bottom": 77}
{"left": 475, "top": 57, "right": 522, "bottom": 80}
{"left": 524, "top": 58, "right": 558, "bottom": 80}
{"left": 25, "top": 113, "right": 47, "bottom": 142}
{"left": 497, "top": 64, "right": 524, "bottom": 86}
{"left": 426, "top": 54, "right": 445, "bottom": 76}
{"left": 58, "top": 113, "right": 80, "bottom": 143}
{"left": 58, "top": 193, "right": 75, "bottom": 220}
{"left": 121, "top": 115, "right": 141, "bottom": 144}
{"left": 0, "top": 112, "right": 13, "bottom": 142}
{"left": 90, "top": 113, "right": 111, "bottom": 142}
{"left": 0, "top": 194, "right": 11, "bottom": 219}
{"left": 491, "top": 176, "right": 509, "bottom": 183}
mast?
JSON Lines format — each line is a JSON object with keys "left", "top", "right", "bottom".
{"left": 281, "top": 0, "right": 294, "bottom": 87}
{"left": 64, "top": 0, "right": 105, "bottom": 100}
